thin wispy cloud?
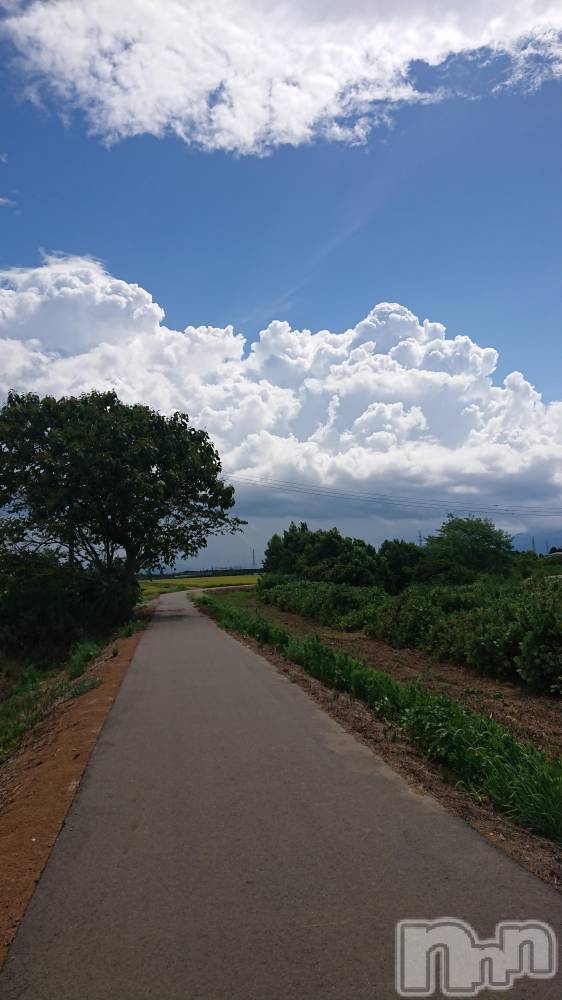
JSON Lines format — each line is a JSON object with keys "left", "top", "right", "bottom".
{"left": 2, "top": 1, "right": 562, "bottom": 154}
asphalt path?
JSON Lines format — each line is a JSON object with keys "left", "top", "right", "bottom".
{"left": 1, "top": 592, "right": 560, "bottom": 999}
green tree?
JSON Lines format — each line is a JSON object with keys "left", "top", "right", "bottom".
{"left": 263, "top": 522, "right": 379, "bottom": 585}
{"left": 378, "top": 539, "right": 423, "bottom": 594}
{"left": 0, "top": 390, "right": 244, "bottom": 578}
{"left": 417, "top": 514, "right": 513, "bottom": 583}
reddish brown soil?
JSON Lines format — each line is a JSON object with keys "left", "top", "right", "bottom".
{"left": 0, "top": 632, "right": 143, "bottom": 969}
{"left": 199, "top": 597, "right": 562, "bottom": 891}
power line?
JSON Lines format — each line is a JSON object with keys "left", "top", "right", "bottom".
{"left": 229, "top": 474, "right": 562, "bottom": 520}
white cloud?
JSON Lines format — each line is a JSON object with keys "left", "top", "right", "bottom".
{"left": 1, "top": 254, "right": 561, "bottom": 534}
{"left": 0, "top": 196, "right": 16, "bottom": 208}
{"left": 2, "top": 1, "right": 562, "bottom": 154}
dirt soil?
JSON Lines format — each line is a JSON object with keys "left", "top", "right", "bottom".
{"left": 246, "top": 599, "right": 562, "bottom": 760}
{"left": 0, "top": 631, "right": 143, "bottom": 969}
{"left": 199, "top": 597, "right": 562, "bottom": 892}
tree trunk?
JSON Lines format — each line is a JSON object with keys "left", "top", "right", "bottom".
{"left": 125, "top": 548, "right": 138, "bottom": 579}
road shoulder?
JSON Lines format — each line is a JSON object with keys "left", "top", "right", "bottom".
{"left": 0, "top": 631, "right": 143, "bottom": 968}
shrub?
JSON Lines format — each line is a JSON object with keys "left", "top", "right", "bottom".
{"left": 262, "top": 574, "right": 562, "bottom": 694}
{"left": 365, "top": 580, "right": 562, "bottom": 693}
{"left": 0, "top": 552, "right": 138, "bottom": 662}
{"left": 259, "top": 579, "right": 385, "bottom": 629}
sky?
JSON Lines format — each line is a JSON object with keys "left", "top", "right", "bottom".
{"left": 1, "top": 0, "right": 562, "bottom": 565}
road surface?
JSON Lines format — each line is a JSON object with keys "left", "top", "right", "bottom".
{"left": 1, "top": 592, "right": 560, "bottom": 999}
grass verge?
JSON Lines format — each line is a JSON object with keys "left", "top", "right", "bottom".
{"left": 0, "top": 612, "right": 149, "bottom": 764}
{"left": 196, "top": 593, "right": 562, "bottom": 845}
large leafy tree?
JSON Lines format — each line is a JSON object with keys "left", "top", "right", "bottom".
{"left": 0, "top": 390, "right": 244, "bottom": 577}
{"left": 418, "top": 514, "right": 513, "bottom": 583}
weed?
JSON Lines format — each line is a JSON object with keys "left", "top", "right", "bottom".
{"left": 68, "top": 641, "right": 100, "bottom": 680}
{"left": 65, "top": 676, "right": 101, "bottom": 699}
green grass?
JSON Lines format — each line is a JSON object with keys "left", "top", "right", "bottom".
{"left": 196, "top": 592, "right": 562, "bottom": 844}
{"left": 140, "top": 575, "right": 259, "bottom": 599}
{"left": 0, "top": 640, "right": 103, "bottom": 763}
{"left": 68, "top": 640, "right": 100, "bottom": 679}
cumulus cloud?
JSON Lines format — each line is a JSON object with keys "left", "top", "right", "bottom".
{"left": 2, "top": 1, "right": 562, "bottom": 153}
{"left": 1, "top": 254, "right": 561, "bottom": 534}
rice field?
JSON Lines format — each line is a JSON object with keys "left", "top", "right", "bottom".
{"left": 140, "top": 575, "right": 259, "bottom": 599}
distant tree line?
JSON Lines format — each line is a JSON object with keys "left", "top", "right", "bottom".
{"left": 260, "top": 519, "right": 562, "bottom": 693}
{"left": 263, "top": 515, "right": 533, "bottom": 593}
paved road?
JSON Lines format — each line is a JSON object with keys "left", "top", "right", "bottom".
{"left": 1, "top": 593, "right": 560, "bottom": 999}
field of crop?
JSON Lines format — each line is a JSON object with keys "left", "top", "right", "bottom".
{"left": 258, "top": 576, "right": 562, "bottom": 694}
{"left": 196, "top": 592, "right": 562, "bottom": 844}
{"left": 140, "top": 574, "right": 260, "bottom": 599}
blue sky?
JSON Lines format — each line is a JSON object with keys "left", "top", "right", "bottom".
{"left": 2, "top": 54, "right": 562, "bottom": 400}
{"left": 1, "top": 2, "right": 562, "bottom": 564}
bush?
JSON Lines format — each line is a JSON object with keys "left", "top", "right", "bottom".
{"left": 366, "top": 588, "right": 442, "bottom": 648}
{"left": 0, "top": 552, "right": 138, "bottom": 662}
{"left": 259, "top": 579, "right": 385, "bottom": 629}
{"left": 366, "top": 580, "right": 562, "bottom": 693}
{"left": 261, "top": 573, "right": 562, "bottom": 694}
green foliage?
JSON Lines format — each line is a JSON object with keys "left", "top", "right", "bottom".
{"left": 0, "top": 668, "right": 62, "bottom": 762}
{"left": 0, "top": 643, "right": 102, "bottom": 763}
{"left": 0, "top": 551, "right": 138, "bottom": 661}
{"left": 258, "top": 578, "right": 385, "bottom": 629}
{"left": 263, "top": 522, "right": 379, "bottom": 585}
{"left": 0, "top": 389, "right": 243, "bottom": 577}
{"left": 68, "top": 641, "right": 100, "bottom": 680}
{"left": 377, "top": 539, "right": 424, "bottom": 594}
{"left": 262, "top": 516, "right": 524, "bottom": 594}
{"left": 417, "top": 514, "right": 514, "bottom": 584}
{"left": 197, "top": 594, "right": 562, "bottom": 843}
{"left": 368, "top": 579, "right": 562, "bottom": 693}
{"left": 261, "top": 573, "right": 562, "bottom": 693}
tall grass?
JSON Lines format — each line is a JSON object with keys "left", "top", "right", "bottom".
{"left": 196, "top": 594, "right": 562, "bottom": 844}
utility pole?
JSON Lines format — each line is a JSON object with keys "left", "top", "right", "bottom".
{"left": 532, "top": 536, "right": 536, "bottom": 553}
{"left": 418, "top": 530, "right": 423, "bottom": 547}
{"left": 252, "top": 547, "right": 256, "bottom": 570}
